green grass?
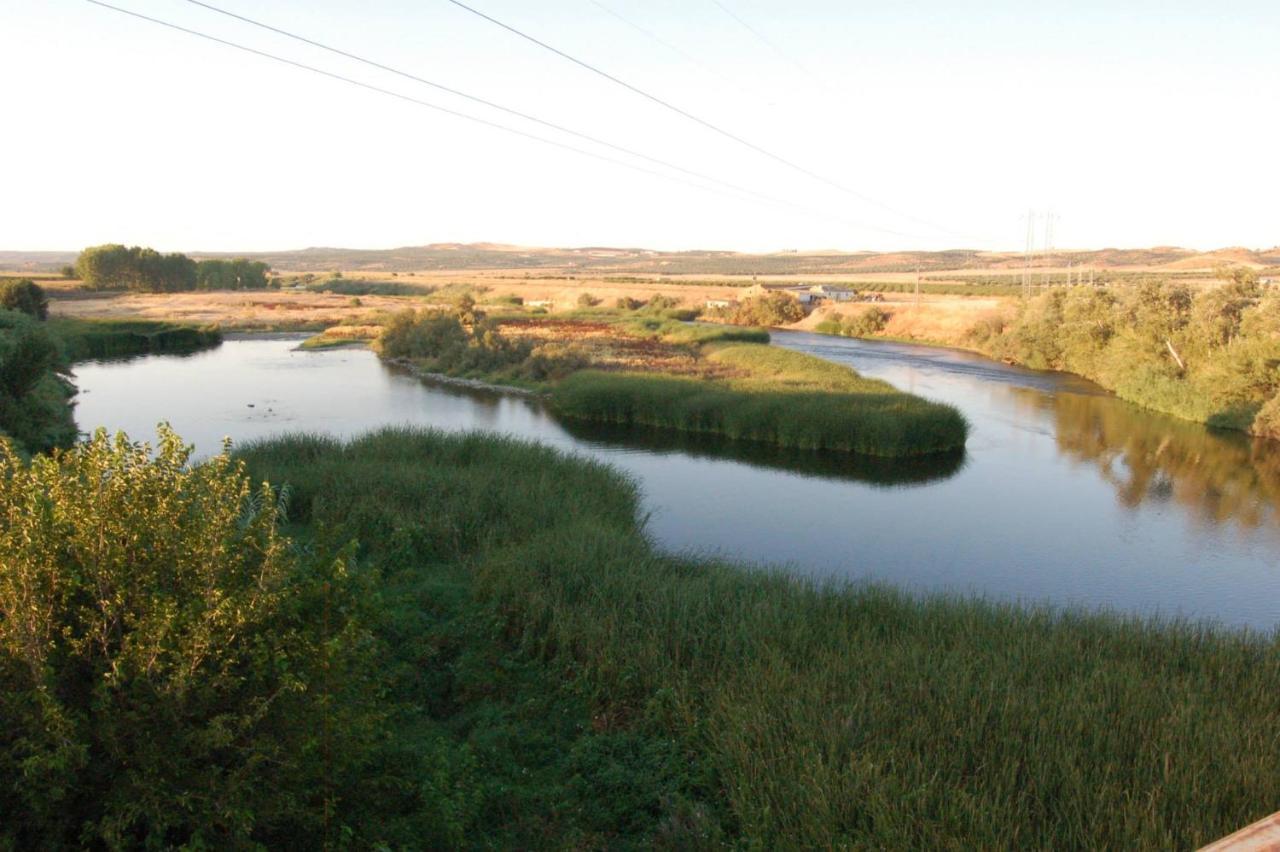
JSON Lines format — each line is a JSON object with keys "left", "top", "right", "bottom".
{"left": 234, "top": 427, "right": 1280, "bottom": 849}
{"left": 48, "top": 317, "right": 221, "bottom": 361}
{"left": 551, "top": 344, "right": 968, "bottom": 456}
{"left": 617, "top": 316, "right": 770, "bottom": 345}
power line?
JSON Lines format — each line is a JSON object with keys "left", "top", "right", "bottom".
{"left": 585, "top": 0, "right": 759, "bottom": 100}
{"left": 707, "top": 0, "right": 813, "bottom": 78}
{"left": 83, "top": 0, "right": 917, "bottom": 238}
{"left": 178, "top": 0, "right": 804, "bottom": 216}
{"left": 444, "top": 0, "right": 977, "bottom": 242}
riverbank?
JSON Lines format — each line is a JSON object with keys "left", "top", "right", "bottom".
{"left": 0, "top": 314, "right": 221, "bottom": 456}
{"left": 49, "top": 316, "right": 222, "bottom": 361}
{"left": 377, "top": 310, "right": 969, "bottom": 457}
{"left": 808, "top": 283, "right": 1280, "bottom": 440}
{"left": 230, "top": 427, "right": 1279, "bottom": 848}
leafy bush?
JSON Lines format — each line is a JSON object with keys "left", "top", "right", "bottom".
{"left": 577, "top": 292, "right": 601, "bottom": 308}
{"left": 0, "top": 427, "right": 376, "bottom": 847}
{"left": 0, "top": 278, "right": 49, "bottom": 319}
{"left": 0, "top": 310, "right": 75, "bottom": 453}
{"left": 616, "top": 296, "right": 646, "bottom": 311}
{"left": 721, "top": 292, "right": 806, "bottom": 326}
{"left": 1253, "top": 392, "right": 1280, "bottom": 440}
{"left": 644, "top": 295, "right": 681, "bottom": 312}
{"left": 819, "top": 306, "right": 891, "bottom": 338}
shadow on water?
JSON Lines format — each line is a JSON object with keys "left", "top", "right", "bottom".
{"left": 1012, "top": 386, "right": 1280, "bottom": 529}
{"left": 556, "top": 418, "right": 968, "bottom": 487}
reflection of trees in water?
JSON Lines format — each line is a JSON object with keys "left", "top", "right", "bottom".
{"left": 1014, "top": 388, "right": 1280, "bottom": 529}
{"left": 556, "top": 419, "right": 966, "bottom": 488}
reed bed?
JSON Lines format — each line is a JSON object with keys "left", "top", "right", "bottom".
{"left": 236, "top": 427, "right": 1280, "bottom": 849}
{"left": 551, "top": 344, "right": 968, "bottom": 456}
{"left": 48, "top": 317, "right": 221, "bottom": 361}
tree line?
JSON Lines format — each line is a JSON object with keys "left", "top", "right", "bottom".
{"left": 972, "top": 272, "right": 1280, "bottom": 438}
{"left": 75, "top": 244, "right": 271, "bottom": 292}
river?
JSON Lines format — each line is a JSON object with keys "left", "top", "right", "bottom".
{"left": 71, "top": 333, "right": 1280, "bottom": 630}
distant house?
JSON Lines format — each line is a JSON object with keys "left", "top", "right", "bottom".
{"left": 527, "top": 299, "right": 555, "bottom": 309}
{"left": 706, "top": 298, "right": 738, "bottom": 309}
{"left": 741, "top": 283, "right": 771, "bottom": 299}
{"left": 808, "top": 284, "right": 857, "bottom": 302}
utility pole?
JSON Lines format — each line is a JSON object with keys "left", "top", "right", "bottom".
{"left": 1022, "top": 210, "right": 1035, "bottom": 300}
{"left": 1041, "top": 210, "right": 1055, "bottom": 289}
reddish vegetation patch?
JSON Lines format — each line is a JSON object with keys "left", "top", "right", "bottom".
{"left": 497, "top": 318, "right": 742, "bottom": 379}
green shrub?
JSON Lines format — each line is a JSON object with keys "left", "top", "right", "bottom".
{"left": 820, "top": 306, "right": 891, "bottom": 338}
{"left": 0, "top": 427, "right": 376, "bottom": 847}
{"left": 726, "top": 292, "right": 805, "bottom": 326}
{"left": 577, "top": 292, "right": 601, "bottom": 308}
{"left": 0, "top": 310, "right": 76, "bottom": 453}
{"left": 0, "top": 279, "right": 49, "bottom": 320}
{"left": 1252, "top": 392, "right": 1280, "bottom": 439}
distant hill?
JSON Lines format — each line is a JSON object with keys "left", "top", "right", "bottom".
{"left": 3, "top": 244, "right": 1276, "bottom": 277}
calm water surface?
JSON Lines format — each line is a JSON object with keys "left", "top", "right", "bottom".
{"left": 72, "top": 334, "right": 1280, "bottom": 630}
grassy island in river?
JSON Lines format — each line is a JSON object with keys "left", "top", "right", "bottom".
{"left": 375, "top": 307, "right": 969, "bottom": 457}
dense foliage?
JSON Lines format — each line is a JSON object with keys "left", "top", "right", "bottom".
{"left": 710, "top": 291, "right": 806, "bottom": 326}
{"left": 3, "top": 424, "right": 1276, "bottom": 846}
{"left": 195, "top": 258, "right": 271, "bottom": 290}
{"left": 0, "top": 428, "right": 378, "bottom": 847}
{"left": 378, "top": 308, "right": 585, "bottom": 382}
{"left": 817, "top": 305, "right": 891, "bottom": 338}
{"left": 973, "top": 279, "right": 1280, "bottom": 436}
{"left": 0, "top": 309, "right": 76, "bottom": 453}
{"left": 243, "top": 428, "right": 1277, "bottom": 848}
{"left": 75, "top": 244, "right": 272, "bottom": 292}
{"left": 0, "top": 278, "right": 49, "bottom": 320}
{"left": 235, "top": 429, "right": 700, "bottom": 847}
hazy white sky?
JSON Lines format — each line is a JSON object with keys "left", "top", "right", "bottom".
{"left": 3, "top": 0, "right": 1277, "bottom": 253}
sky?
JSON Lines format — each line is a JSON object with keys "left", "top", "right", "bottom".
{"left": 3, "top": 0, "right": 1278, "bottom": 254}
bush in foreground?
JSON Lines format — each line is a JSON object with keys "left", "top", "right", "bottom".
{"left": 0, "top": 428, "right": 377, "bottom": 848}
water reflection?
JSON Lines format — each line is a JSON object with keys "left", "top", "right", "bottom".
{"left": 1019, "top": 388, "right": 1280, "bottom": 529}
{"left": 70, "top": 336, "right": 1280, "bottom": 628}
{"left": 559, "top": 419, "right": 967, "bottom": 487}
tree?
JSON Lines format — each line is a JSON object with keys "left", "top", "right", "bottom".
{"left": 0, "top": 310, "right": 75, "bottom": 453}
{"left": 196, "top": 259, "right": 271, "bottom": 290}
{"left": 74, "top": 245, "right": 199, "bottom": 292}
{"left": 0, "top": 427, "right": 377, "bottom": 847}
{"left": 0, "top": 278, "right": 49, "bottom": 320}
{"left": 59, "top": 265, "right": 75, "bottom": 280}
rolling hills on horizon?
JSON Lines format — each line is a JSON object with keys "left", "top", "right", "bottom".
{"left": 3, "top": 243, "right": 1278, "bottom": 277}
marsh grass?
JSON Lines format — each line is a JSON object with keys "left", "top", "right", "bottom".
{"left": 551, "top": 344, "right": 968, "bottom": 456}
{"left": 236, "top": 427, "right": 1280, "bottom": 849}
{"left": 48, "top": 317, "right": 221, "bottom": 361}
{"left": 615, "top": 315, "right": 770, "bottom": 344}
